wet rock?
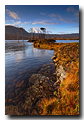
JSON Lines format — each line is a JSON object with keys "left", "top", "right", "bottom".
{"left": 40, "top": 76, "right": 46, "bottom": 83}
{"left": 53, "top": 80, "right": 61, "bottom": 90}
{"left": 39, "top": 85, "right": 43, "bottom": 89}
{"left": 53, "top": 80, "right": 61, "bottom": 87}
{"left": 5, "top": 105, "right": 20, "bottom": 115}
{"left": 8, "top": 99, "right": 12, "bottom": 103}
{"left": 29, "top": 74, "right": 41, "bottom": 85}
{"left": 22, "top": 73, "right": 55, "bottom": 114}
{"left": 16, "top": 80, "right": 24, "bottom": 87}
{"left": 31, "top": 109, "right": 38, "bottom": 115}
{"left": 52, "top": 56, "right": 57, "bottom": 61}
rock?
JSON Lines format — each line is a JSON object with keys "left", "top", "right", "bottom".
{"left": 39, "top": 76, "right": 45, "bottom": 84}
{"left": 55, "top": 63, "right": 57, "bottom": 66}
{"left": 55, "top": 65, "right": 67, "bottom": 81}
{"left": 57, "top": 72, "right": 61, "bottom": 77}
{"left": 8, "top": 99, "right": 12, "bottom": 103}
{"left": 53, "top": 73, "right": 56, "bottom": 75}
{"left": 59, "top": 76, "right": 63, "bottom": 81}
{"left": 39, "top": 85, "right": 43, "bottom": 89}
{"left": 5, "top": 105, "right": 20, "bottom": 115}
{"left": 43, "top": 81, "right": 52, "bottom": 90}
{"left": 32, "top": 97, "right": 34, "bottom": 101}
{"left": 20, "top": 74, "right": 56, "bottom": 115}
{"left": 31, "top": 109, "right": 38, "bottom": 115}
{"left": 53, "top": 81, "right": 61, "bottom": 90}
{"left": 16, "top": 80, "right": 24, "bottom": 87}
{"left": 29, "top": 74, "right": 41, "bottom": 85}
{"left": 32, "top": 85, "right": 39, "bottom": 92}
{"left": 53, "top": 80, "right": 61, "bottom": 87}
{"left": 61, "top": 72, "right": 67, "bottom": 78}
{"left": 52, "top": 56, "right": 57, "bottom": 61}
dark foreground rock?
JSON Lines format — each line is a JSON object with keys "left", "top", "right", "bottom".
{"left": 5, "top": 73, "right": 58, "bottom": 115}
{"left": 21, "top": 74, "right": 55, "bottom": 115}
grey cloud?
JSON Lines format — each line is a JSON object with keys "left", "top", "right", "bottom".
{"left": 32, "top": 21, "right": 60, "bottom": 25}
{"left": 66, "top": 6, "right": 79, "bottom": 19}
{"left": 40, "top": 12, "right": 46, "bottom": 15}
{"left": 49, "top": 13, "right": 57, "bottom": 17}
{"left": 67, "top": 6, "right": 75, "bottom": 13}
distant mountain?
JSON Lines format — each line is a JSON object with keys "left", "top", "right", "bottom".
{"left": 48, "top": 33, "right": 79, "bottom": 39}
{"left": 5, "top": 25, "right": 79, "bottom": 40}
{"left": 5, "top": 25, "right": 29, "bottom": 36}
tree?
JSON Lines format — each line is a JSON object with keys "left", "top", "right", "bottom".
{"left": 47, "top": 31, "right": 52, "bottom": 39}
{"left": 40, "top": 27, "right": 46, "bottom": 39}
{"left": 19, "top": 27, "right": 24, "bottom": 40}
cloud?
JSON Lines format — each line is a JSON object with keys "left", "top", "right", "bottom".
{"left": 32, "top": 21, "right": 60, "bottom": 25}
{"left": 49, "top": 13, "right": 57, "bottom": 17}
{"left": 58, "top": 14, "right": 69, "bottom": 23}
{"left": 40, "top": 12, "right": 46, "bottom": 15}
{"left": 45, "top": 27, "right": 54, "bottom": 30}
{"left": 24, "top": 21, "right": 31, "bottom": 24}
{"left": 5, "top": 24, "right": 19, "bottom": 27}
{"left": 66, "top": 6, "right": 79, "bottom": 18}
{"left": 5, "top": 21, "right": 21, "bottom": 27}
{"left": 5, "top": 24, "right": 11, "bottom": 26}
{"left": 67, "top": 6, "right": 75, "bottom": 13}
{"left": 6, "top": 9, "right": 20, "bottom": 19}
{"left": 14, "top": 21, "right": 21, "bottom": 24}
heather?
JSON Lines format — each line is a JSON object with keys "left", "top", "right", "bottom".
{"left": 34, "top": 40, "right": 79, "bottom": 115}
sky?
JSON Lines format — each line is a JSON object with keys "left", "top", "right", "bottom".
{"left": 5, "top": 5, "right": 79, "bottom": 34}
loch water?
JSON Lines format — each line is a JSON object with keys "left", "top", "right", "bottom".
{"left": 5, "top": 40, "right": 55, "bottom": 106}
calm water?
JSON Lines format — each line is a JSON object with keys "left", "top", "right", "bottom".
{"left": 5, "top": 40, "right": 79, "bottom": 106}
{"left": 5, "top": 40, "right": 55, "bottom": 105}
{"left": 56, "top": 40, "right": 79, "bottom": 43}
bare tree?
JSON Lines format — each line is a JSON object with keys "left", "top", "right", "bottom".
{"left": 19, "top": 27, "right": 24, "bottom": 40}
{"left": 28, "top": 28, "right": 33, "bottom": 40}
{"left": 40, "top": 27, "right": 46, "bottom": 39}
{"left": 47, "top": 31, "right": 52, "bottom": 39}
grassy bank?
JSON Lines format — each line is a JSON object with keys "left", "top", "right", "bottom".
{"left": 34, "top": 40, "right": 79, "bottom": 115}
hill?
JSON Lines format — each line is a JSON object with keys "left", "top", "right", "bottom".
{"left": 5, "top": 25, "right": 30, "bottom": 36}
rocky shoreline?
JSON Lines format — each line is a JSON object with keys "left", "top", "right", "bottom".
{"left": 20, "top": 55, "right": 67, "bottom": 115}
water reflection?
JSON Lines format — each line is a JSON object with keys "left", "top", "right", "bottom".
{"left": 15, "top": 51, "right": 24, "bottom": 62}
{"left": 5, "top": 40, "right": 55, "bottom": 106}
{"left": 5, "top": 40, "right": 26, "bottom": 53}
{"left": 5, "top": 40, "right": 55, "bottom": 81}
{"left": 56, "top": 40, "right": 79, "bottom": 43}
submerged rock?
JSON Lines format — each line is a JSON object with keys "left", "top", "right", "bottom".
{"left": 20, "top": 73, "right": 55, "bottom": 115}
{"left": 5, "top": 105, "right": 20, "bottom": 115}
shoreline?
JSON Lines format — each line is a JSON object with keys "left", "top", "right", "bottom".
{"left": 33, "top": 40, "right": 79, "bottom": 115}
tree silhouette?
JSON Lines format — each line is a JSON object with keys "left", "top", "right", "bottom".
{"left": 40, "top": 27, "right": 46, "bottom": 39}
{"left": 19, "top": 27, "right": 24, "bottom": 40}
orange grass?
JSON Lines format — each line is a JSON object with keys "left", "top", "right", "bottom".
{"left": 36, "top": 42, "right": 79, "bottom": 115}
